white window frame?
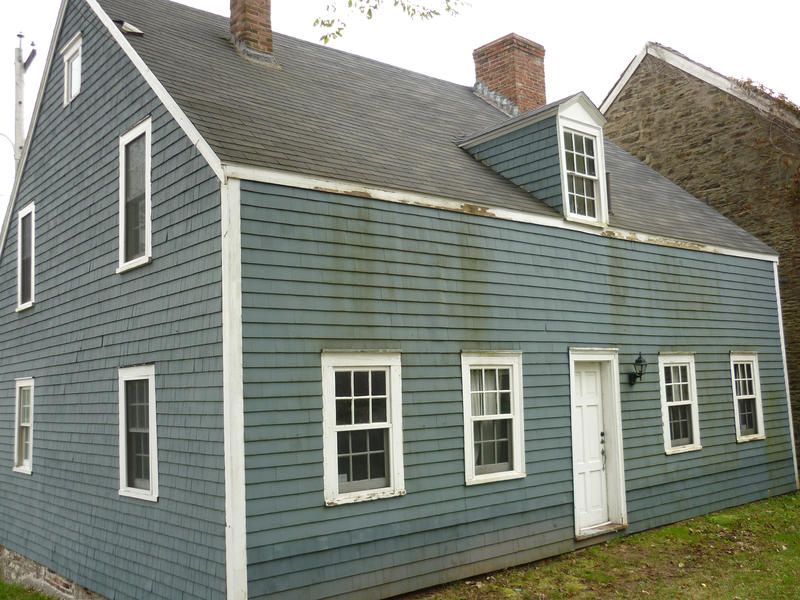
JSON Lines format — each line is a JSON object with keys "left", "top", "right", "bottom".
{"left": 16, "top": 203, "right": 35, "bottom": 311}
{"left": 730, "top": 352, "right": 766, "bottom": 442}
{"left": 13, "top": 378, "right": 34, "bottom": 474}
{"left": 117, "top": 118, "right": 152, "bottom": 273}
{"left": 60, "top": 32, "right": 82, "bottom": 106}
{"left": 556, "top": 115, "right": 608, "bottom": 227}
{"left": 461, "top": 351, "right": 525, "bottom": 485}
{"left": 658, "top": 353, "right": 702, "bottom": 454}
{"left": 321, "top": 351, "right": 405, "bottom": 506}
{"left": 118, "top": 365, "right": 158, "bottom": 501}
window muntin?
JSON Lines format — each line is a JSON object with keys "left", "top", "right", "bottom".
{"left": 563, "top": 130, "right": 598, "bottom": 219}
{"left": 461, "top": 352, "right": 525, "bottom": 484}
{"left": 16, "top": 204, "right": 35, "bottom": 310}
{"left": 322, "top": 352, "right": 404, "bottom": 505}
{"left": 117, "top": 119, "right": 151, "bottom": 272}
{"left": 14, "top": 378, "right": 34, "bottom": 474}
{"left": 60, "top": 33, "right": 82, "bottom": 105}
{"left": 730, "top": 353, "right": 765, "bottom": 442}
{"left": 118, "top": 365, "right": 158, "bottom": 501}
{"left": 658, "top": 354, "right": 701, "bottom": 454}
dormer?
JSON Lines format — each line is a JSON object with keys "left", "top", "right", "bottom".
{"left": 464, "top": 34, "right": 609, "bottom": 227}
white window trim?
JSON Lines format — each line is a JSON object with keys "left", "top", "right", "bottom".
{"left": 730, "top": 352, "right": 766, "bottom": 442}
{"left": 461, "top": 351, "right": 525, "bottom": 485}
{"left": 117, "top": 118, "right": 152, "bottom": 273}
{"left": 13, "top": 377, "right": 34, "bottom": 475}
{"left": 60, "top": 32, "right": 82, "bottom": 106}
{"left": 118, "top": 364, "right": 158, "bottom": 501}
{"left": 557, "top": 116, "right": 608, "bottom": 227}
{"left": 658, "top": 353, "right": 702, "bottom": 454}
{"left": 321, "top": 351, "right": 405, "bottom": 506}
{"left": 16, "top": 203, "right": 35, "bottom": 311}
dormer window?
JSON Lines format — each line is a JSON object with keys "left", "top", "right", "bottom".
{"left": 564, "top": 130, "right": 599, "bottom": 219}
{"left": 60, "top": 33, "right": 82, "bottom": 105}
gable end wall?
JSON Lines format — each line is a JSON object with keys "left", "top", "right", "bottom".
{"left": 0, "top": 1, "right": 226, "bottom": 598}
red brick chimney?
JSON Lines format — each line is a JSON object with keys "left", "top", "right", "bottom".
{"left": 230, "top": 0, "right": 274, "bottom": 61}
{"left": 473, "top": 33, "right": 546, "bottom": 116}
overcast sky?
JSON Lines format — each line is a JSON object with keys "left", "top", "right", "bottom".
{"left": 2, "top": 0, "right": 799, "bottom": 218}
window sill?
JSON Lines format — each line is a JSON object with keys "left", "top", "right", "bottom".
{"left": 116, "top": 255, "right": 152, "bottom": 274}
{"left": 13, "top": 466, "right": 32, "bottom": 475}
{"left": 466, "top": 470, "right": 526, "bottom": 486}
{"left": 736, "top": 434, "right": 766, "bottom": 443}
{"left": 565, "top": 213, "right": 606, "bottom": 228}
{"left": 15, "top": 301, "right": 34, "bottom": 313}
{"left": 324, "top": 487, "right": 405, "bottom": 506}
{"left": 119, "top": 487, "right": 158, "bottom": 502}
{"left": 665, "top": 443, "right": 702, "bottom": 455}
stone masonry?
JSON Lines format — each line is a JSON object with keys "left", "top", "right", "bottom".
{"left": 604, "top": 54, "right": 800, "bottom": 466}
{"left": 0, "top": 547, "right": 106, "bottom": 600}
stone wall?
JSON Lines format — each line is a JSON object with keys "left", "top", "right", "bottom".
{"left": 604, "top": 54, "right": 800, "bottom": 467}
{"left": 0, "top": 547, "right": 105, "bottom": 600}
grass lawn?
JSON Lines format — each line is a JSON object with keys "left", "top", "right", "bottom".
{"left": 0, "top": 581, "right": 53, "bottom": 600}
{"left": 406, "top": 491, "right": 800, "bottom": 600}
{"left": 1, "top": 492, "right": 797, "bottom": 599}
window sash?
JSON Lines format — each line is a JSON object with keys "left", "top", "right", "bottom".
{"left": 658, "top": 355, "right": 700, "bottom": 453}
{"left": 118, "top": 365, "right": 158, "bottom": 501}
{"left": 17, "top": 204, "right": 34, "bottom": 308}
{"left": 730, "top": 356, "right": 763, "bottom": 440}
{"left": 322, "top": 352, "right": 404, "bottom": 505}
{"left": 123, "top": 133, "right": 147, "bottom": 262}
{"left": 564, "top": 131, "right": 598, "bottom": 219}
{"left": 461, "top": 353, "right": 524, "bottom": 484}
{"left": 14, "top": 380, "right": 34, "bottom": 472}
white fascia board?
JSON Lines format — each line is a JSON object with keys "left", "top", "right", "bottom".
{"left": 0, "top": 0, "right": 70, "bottom": 263}
{"left": 84, "top": 0, "right": 223, "bottom": 179}
{"left": 599, "top": 45, "right": 648, "bottom": 114}
{"left": 773, "top": 262, "right": 799, "bottom": 489}
{"left": 223, "top": 163, "right": 779, "bottom": 264}
{"left": 601, "top": 43, "right": 800, "bottom": 129}
{"left": 221, "top": 178, "right": 248, "bottom": 599}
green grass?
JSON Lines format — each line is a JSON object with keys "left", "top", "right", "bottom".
{"left": 405, "top": 491, "right": 800, "bottom": 600}
{"left": 0, "top": 581, "right": 54, "bottom": 600}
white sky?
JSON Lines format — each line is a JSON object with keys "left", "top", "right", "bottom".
{"left": 1, "top": 0, "right": 799, "bottom": 218}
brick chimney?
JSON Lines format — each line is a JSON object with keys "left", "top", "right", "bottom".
{"left": 473, "top": 33, "right": 546, "bottom": 116}
{"left": 230, "top": 0, "right": 275, "bottom": 62}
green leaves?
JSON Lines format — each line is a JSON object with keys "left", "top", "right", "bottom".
{"left": 314, "top": 0, "right": 465, "bottom": 43}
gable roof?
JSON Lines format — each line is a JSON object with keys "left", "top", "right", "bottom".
{"left": 3, "top": 0, "right": 775, "bottom": 260}
{"left": 600, "top": 42, "right": 800, "bottom": 131}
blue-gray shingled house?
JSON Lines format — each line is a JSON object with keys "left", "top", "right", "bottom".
{"left": 1, "top": 0, "right": 797, "bottom": 598}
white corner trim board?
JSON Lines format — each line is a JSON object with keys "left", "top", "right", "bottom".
{"left": 221, "top": 178, "right": 248, "bottom": 599}
{"left": 773, "top": 262, "right": 799, "bottom": 489}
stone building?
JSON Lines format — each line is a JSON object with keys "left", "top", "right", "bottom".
{"left": 601, "top": 42, "right": 800, "bottom": 466}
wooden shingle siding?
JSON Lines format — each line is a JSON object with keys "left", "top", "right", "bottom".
{"left": 240, "top": 181, "right": 796, "bottom": 599}
{"left": 0, "top": 1, "right": 224, "bottom": 599}
{"left": 467, "top": 115, "right": 563, "bottom": 212}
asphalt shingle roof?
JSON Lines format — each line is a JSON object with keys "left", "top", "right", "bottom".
{"left": 95, "top": 0, "right": 774, "bottom": 256}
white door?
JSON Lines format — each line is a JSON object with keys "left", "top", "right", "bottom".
{"left": 572, "top": 362, "right": 608, "bottom": 531}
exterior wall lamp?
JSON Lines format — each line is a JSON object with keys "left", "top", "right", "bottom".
{"left": 628, "top": 352, "right": 647, "bottom": 385}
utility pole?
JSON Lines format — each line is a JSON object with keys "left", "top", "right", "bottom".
{"left": 14, "top": 33, "right": 36, "bottom": 175}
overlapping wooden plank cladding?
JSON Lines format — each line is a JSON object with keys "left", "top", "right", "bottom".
{"left": 240, "top": 181, "right": 796, "bottom": 599}
{"left": 0, "top": 1, "right": 225, "bottom": 598}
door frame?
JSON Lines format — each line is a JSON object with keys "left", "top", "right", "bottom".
{"left": 569, "top": 348, "right": 627, "bottom": 538}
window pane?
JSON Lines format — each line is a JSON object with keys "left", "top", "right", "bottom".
{"left": 564, "top": 132, "right": 573, "bottom": 151}
{"left": 351, "top": 430, "right": 367, "bottom": 453}
{"left": 585, "top": 137, "right": 594, "bottom": 156}
{"left": 335, "top": 371, "right": 351, "bottom": 398}
{"left": 739, "top": 397, "right": 757, "bottom": 435}
{"left": 354, "top": 398, "right": 370, "bottom": 423}
{"left": 335, "top": 399, "right": 351, "bottom": 425}
{"left": 125, "top": 379, "right": 150, "bottom": 489}
{"left": 499, "top": 392, "right": 511, "bottom": 414}
{"left": 124, "top": 134, "right": 147, "bottom": 262}
{"left": 70, "top": 52, "right": 81, "bottom": 96}
{"left": 20, "top": 213, "right": 32, "bottom": 304}
{"left": 371, "top": 371, "right": 386, "bottom": 396}
{"left": 371, "top": 397, "right": 386, "bottom": 422}
{"left": 352, "top": 454, "right": 368, "bottom": 481}
{"left": 353, "top": 371, "right": 369, "bottom": 397}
